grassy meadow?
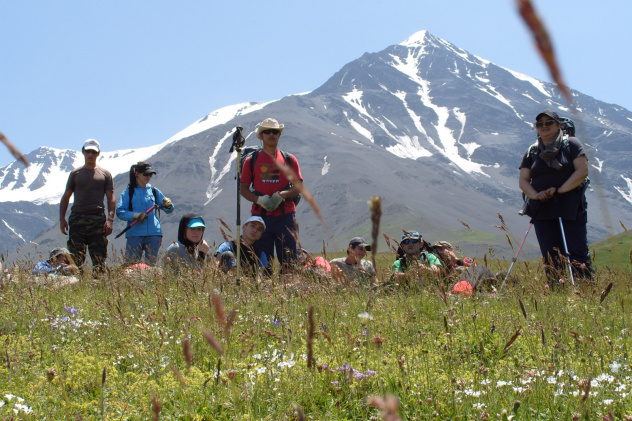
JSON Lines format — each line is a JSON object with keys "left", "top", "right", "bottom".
{"left": 1, "top": 234, "right": 632, "bottom": 420}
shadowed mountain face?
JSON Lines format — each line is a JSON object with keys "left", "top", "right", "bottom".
{"left": 2, "top": 30, "right": 631, "bottom": 264}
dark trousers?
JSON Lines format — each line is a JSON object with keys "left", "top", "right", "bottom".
{"left": 254, "top": 212, "right": 297, "bottom": 270}
{"left": 67, "top": 211, "right": 108, "bottom": 274}
{"left": 533, "top": 213, "right": 593, "bottom": 282}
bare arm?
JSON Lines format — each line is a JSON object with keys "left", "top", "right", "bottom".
{"left": 103, "top": 190, "right": 116, "bottom": 236}
{"left": 59, "top": 189, "right": 73, "bottom": 234}
{"left": 558, "top": 156, "right": 589, "bottom": 194}
{"left": 240, "top": 182, "right": 259, "bottom": 203}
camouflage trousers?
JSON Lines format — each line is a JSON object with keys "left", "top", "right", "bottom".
{"left": 67, "top": 211, "right": 108, "bottom": 274}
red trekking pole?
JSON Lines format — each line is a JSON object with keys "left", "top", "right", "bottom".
{"left": 114, "top": 205, "right": 157, "bottom": 239}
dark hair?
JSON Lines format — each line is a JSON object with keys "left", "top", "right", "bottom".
{"left": 128, "top": 161, "right": 151, "bottom": 188}
{"left": 178, "top": 213, "right": 205, "bottom": 252}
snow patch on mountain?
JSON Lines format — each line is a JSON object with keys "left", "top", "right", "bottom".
{"left": 2, "top": 220, "right": 25, "bottom": 242}
{"left": 321, "top": 156, "right": 330, "bottom": 176}
{"left": 205, "top": 130, "right": 235, "bottom": 205}
{"left": 166, "top": 101, "right": 272, "bottom": 144}
{"left": 0, "top": 143, "right": 169, "bottom": 204}
{"left": 399, "top": 30, "right": 429, "bottom": 47}
{"left": 614, "top": 175, "right": 632, "bottom": 204}
{"left": 504, "top": 68, "right": 551, "bottom": 97}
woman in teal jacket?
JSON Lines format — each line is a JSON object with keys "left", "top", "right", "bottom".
{"left": 116, "top": 162, "right": 174, "bottom": 264}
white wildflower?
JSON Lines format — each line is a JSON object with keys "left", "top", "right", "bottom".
{"left": 610, "top": 361, "right": 622, "bottom": 373}
{"left": 357, "top": 311, "right": 373, "bottom": 320}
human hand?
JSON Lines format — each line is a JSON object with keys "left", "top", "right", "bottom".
{"left": 256, "top": 195, "right": 275, "bottom": 211}
{"left": 60, "top": 219, "right": 69, "bottom": 235}
{"left": 268, "top": 192, "right": 284, "bottom": 210}
{"left": 103, "top": 220, "right": 113, "bottom": 236}
{"left": 198, "top": 240, "right": 210, "bottom": 254}
{"left": 133, "top": 212, "right": 148, "bottom": 223}
{"left": 162, "top": 197, "right": 173, "bottom": 210}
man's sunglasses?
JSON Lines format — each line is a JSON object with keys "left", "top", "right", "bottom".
{"left": 401, "top": 238, "right": 420, "bottom": 245}
{"left": 261, "top": 129, "right": 280, "bottom": 135}
{"left": 535, "top": 120, "right": 557, "bottom": 128}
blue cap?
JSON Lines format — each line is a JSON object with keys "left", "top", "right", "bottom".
{"left": 402, "top": 231, "right": 422, "bottom": 240}
{"left": 187, "top": 218, "right": 206, "bottom": 228}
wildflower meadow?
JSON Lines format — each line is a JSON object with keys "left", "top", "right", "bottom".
{"left": 1, "top": 239, "right": 632, "bottom": 420}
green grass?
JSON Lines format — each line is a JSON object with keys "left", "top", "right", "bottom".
{"left": 1, "top": 236, "right": 631, "bottom": 420}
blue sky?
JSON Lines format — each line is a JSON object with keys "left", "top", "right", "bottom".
{"left": 1, "top": 0, "right": 630, "bottom": 167}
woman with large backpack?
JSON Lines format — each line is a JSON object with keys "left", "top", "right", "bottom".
{"left": 116, "top": 161, "right": 174, "bottom": 264}
{"left": 519, "top": 109, "right": 593, "bottom": 284}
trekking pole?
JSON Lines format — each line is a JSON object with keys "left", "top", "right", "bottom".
{"left": 230, "top": 126, "right": 245, "bottom": 286}
{"left": 558, "top": 216, "right": 576, "bottom": 286}
{"left": 114, "top": 205, "right": 157, "bottom": 239}
{"left": 499, "top": 221, "right": 532, "bottom": 292}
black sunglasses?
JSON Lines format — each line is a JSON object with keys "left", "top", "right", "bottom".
{"left": 261, "top": 129, "right": 280, "bottom": 135}
{"left": 535, "top": 120, "right": 557, "bottom": 128}
{"left": 401, "top": 238, "right": 420, "bottom": 245}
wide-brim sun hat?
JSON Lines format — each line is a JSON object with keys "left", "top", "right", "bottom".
{"left": 256, "top": 118, "right": 285, "bottom": 140}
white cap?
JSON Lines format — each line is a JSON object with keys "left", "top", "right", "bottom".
{"left": 83, "top": 139, "right": 100, "bottom": 152}
{"left": 244, "top": 215, "right": 266, "bottom": 230}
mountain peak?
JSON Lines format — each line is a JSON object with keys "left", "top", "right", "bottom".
{"left": 399, "top": 30, "right": 430, "bottom": 48}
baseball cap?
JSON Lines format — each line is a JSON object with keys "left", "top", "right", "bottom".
{"left": 136, "top": 163, "right": 156, "bottom": 175}
{"left": 50, "top": 247, "right": 70, "bottom": 259}
{"left": 187, "top": 218, "right": 206, "bottom": 228}
{"left": 536, "top": 109, "right": 560, "bottom": 121}
{"left": 432, "top": 241, "right": 454, "bottom": 250}
{"left": 83, "top": 139, "right": 100, "bottom": 152}
{"left": 349, "top": 236, "right": 371, "bottom": 251}
{"left": 244, "top": 215, "right": 266, "bottom": 230}
{"left": 401, "top": 231, "right": 422, "bottom": 241}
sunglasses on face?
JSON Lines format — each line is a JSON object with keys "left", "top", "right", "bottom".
{"left": 401, "top": 238, "right": 420, "bottom": 245}
{"left": 84, "top": 150, "right": 99, "bottom": 155}
{"left": 261, "top": 129, "right": 280, "bottom": 135}
{"left": 535, "top": 120, "right": 557, "bottom": 128}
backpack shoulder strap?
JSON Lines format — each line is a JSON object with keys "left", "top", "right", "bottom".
{"left": 128, "top": 186, "right": 135, "bottom": 211}
{"left": 249, "top": 150, "right": 260, "bottom": 175}
{"left": 280, "top": 150, "right": 292, "bottom": 167}
{"left": 527, "top": 141, "right": 539, "bottom": 159}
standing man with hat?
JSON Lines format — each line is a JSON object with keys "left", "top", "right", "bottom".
{"left": 59, "top": 139, "right": 116, "bottom": 276}
{"left": 240, "top": 118, "right": 303, "bottom": 272}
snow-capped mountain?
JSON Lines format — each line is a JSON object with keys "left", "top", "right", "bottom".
{"left": 2, "top": 30, "right": 631, "bottom": 262}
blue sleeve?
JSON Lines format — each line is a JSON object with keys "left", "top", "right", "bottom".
{"left": 154, "top": 188, "right": 175, "bottom": 214}
{"left": 116, "top": 188, "right": 135, "bottom": 221}
{"left": 258, "top": 251, "right": 268, "bottom": 268}
{"left": 214, "top": 242, "right": 232, "bottom": 257}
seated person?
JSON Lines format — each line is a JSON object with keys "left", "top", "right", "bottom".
{"left": 32, "top": 247, "right": 79, "bottom": 276}
{"left": 432, "top": 241, "right": 497, "bottom": 293}
{"left": 391, "top": 231, "right": 442, "bottom": 283}
{"left": 329, "top": 237, "right": 376, "bottom": 285}
{"left": 164, "top": 214, "right": 210, "bottom": 269}
{"left": 298, "top": 248, "right": 332, "bottom": 279}
{"left": 215, "top": 216, "right": 268, "bottom": 277}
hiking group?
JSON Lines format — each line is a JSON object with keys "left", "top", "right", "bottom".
{"left": 46, "top": 111, "right": 592, "bottom": 289}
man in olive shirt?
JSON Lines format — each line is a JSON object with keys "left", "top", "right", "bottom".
{"left": 59, "top": 139, "right": 116, "bottom": 275}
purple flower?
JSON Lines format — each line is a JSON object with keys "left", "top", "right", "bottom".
{"left": 354, "top": 372, "right": 368, "bottom": 380}
{"left": 61, "top": 315, "right": 70, "bottom": 322}
{"left": 64, "top": 306, "right": 78, "bottom": 316}
{"left": 362, "top": 329, "right": 369, "bottom": 335}
{"left": 366, "top": 370, "right": 376, "bottom": 376}
{"left": 337, "top": 363, "right": 352, "bottom": 372}
{"left": 331, "top": 381, "right": 339, "bottom": 386}
{"left": 274, "top": 319, "right": 280, "bottom": 328}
